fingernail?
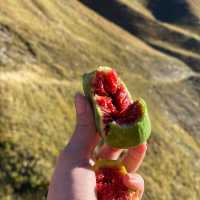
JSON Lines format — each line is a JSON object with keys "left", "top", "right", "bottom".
{"left": 75, "top": 94, "right": 86, "bottom": 114}
{"left": 127, "top": 174, "right": 143, "bottom": 185}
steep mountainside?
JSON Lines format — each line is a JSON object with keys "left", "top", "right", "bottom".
{"left": 0, "top": 1, "right": 199, "bottom": 200}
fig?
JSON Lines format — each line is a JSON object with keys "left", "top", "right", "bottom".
{"left": 82, "top": 66, "right": 151, "bottom": 148}
{"left": 94, "top": 159, "right": 139, "bottom": 200}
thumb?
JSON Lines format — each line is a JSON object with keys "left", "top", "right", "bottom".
{"left": 75, "top": 93, "right": 94, "bottom": 127}
{"left": 68, "top": 93, "right": 99, "bottom": 158}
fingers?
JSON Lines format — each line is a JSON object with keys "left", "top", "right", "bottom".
{"left": 96, "top": 142, "right": 147, "bottom": 164}
{"left": 122, "top": 143, "right": 147, "bottom": 173}
{"left": 123, "top": 173, "right": 144, "bottom": 199}
{"left": 67, "top": 93, "right": 100, "bottom": 159}
{"left": 96, "top": 143, "right": 124, "bottom": 160}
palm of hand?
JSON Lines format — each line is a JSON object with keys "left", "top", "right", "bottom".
{"left": 47, "top": 94, "right": 146, "bottom": 200}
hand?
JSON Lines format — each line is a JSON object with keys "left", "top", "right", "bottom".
{"left": 47, "top": 94, "right": 147, "bottom": 200}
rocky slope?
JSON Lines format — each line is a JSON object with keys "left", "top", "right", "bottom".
{"left": 0, "top": 0, "right": 199, "bottom": 200}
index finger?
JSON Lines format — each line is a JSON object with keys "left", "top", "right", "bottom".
{"left": 96, "top": 143, "right": 124, "bottom": 160}
{"left": 122, "top": 143, "right": 147, "bottom": 173}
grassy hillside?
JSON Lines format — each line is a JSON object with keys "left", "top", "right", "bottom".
{"left": 80, "top": 0, "right": 200, "bottom": 73}
{"left": 0, "top": 0, "right": 199, "bottom": 200}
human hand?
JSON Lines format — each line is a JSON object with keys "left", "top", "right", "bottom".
{"left": 47, "top": 93, "right": 147, "bottom": 200}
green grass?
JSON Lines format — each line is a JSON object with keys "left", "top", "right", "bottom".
{"left": 0, "top": 0, "right": 199, "bottom": 200}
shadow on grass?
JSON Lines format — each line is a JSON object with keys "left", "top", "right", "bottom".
{"left": 79, "top": 0, "right": 142, "bottom": 36}
{"left": 79, "top": 0, "right": 200, "bottom": 72}
{"left": 147, "top": 0, "right": 197, "bottom": 24}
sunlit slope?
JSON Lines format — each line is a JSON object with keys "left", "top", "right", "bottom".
{"left": 80, "top": 0, "right": 200, "bottom": 72}
{"left": 0, "top": 1, "right": 199, "bottom": 200}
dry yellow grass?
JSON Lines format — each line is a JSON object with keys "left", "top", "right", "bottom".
{"left": 0, "top": 1, "right": 199, "bottom": 200}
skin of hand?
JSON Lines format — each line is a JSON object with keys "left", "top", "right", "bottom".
{"left": 47, "top": 93, "right": 147, "bottom": 200}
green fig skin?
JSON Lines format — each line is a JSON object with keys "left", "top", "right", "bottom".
{"left": 82, "top": 66, "right": 151, "bottom": 148}
{"left": 106, "top": 99, "right": 151, "bottom": 148}
{"left": 82, "top": 71, "right": 104, "bottom": 134}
